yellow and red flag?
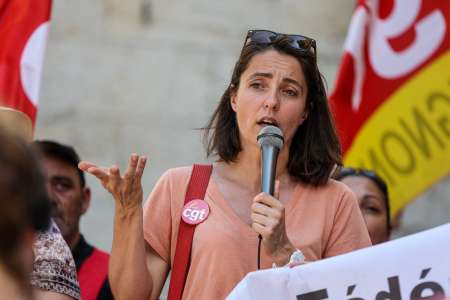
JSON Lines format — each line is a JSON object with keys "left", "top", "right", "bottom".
{"left": 0, "top": 0, "right": 52, "bottom": 125}
{"left": 330, "top": 0, "right": 450, "bottom": 216}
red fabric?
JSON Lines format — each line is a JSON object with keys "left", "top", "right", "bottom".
{"left": 168, "top": 164, "right": 212, "bottom": 300}
{"left": 329, "top": 0, "right": 450, "bottom": 154}
{"left": 78, "top": 248, "right": 109, "bottom": 300}
{"left": 0, "top": 0, "right": 52, "bottom": 124}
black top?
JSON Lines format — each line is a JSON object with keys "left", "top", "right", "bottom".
{"left": 72, "top": 234, "right": 115, "bottom": 300}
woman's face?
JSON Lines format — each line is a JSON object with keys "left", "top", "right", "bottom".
{"left": 231, "top": 49, "right": 308, "bottom": 151}
{"left": 341, "top": 176, "right": 390, "bottom": 245}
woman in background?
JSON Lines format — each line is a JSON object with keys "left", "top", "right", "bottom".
{"left": 335, "top": 167, "right": 391, "bottom": 245}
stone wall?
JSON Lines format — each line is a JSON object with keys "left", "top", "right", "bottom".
{"left": 36, "top": 0, "right": 449, "bottom": 254}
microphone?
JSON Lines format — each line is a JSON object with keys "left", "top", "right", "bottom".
{"left": 255, "top": 125, "right": 284, "bottom": 269}
{"left": 257, "top": 125, "right": 284, "bottom": 196}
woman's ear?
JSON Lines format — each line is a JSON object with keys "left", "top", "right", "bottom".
{"left": 299, "top": 110, "right": 309, "bottom": 124}
{"left": 295, "top": 109, "right": 309, "bottom": 128}
{"left": 230, "top": 89, "right": 238, "bottom": 112}
{"left": 302, "top": 110, "right": 309, "bottom": 121}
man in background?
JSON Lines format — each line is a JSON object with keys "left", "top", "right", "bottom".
{"left": 33, "top": 140, "right": 114, "bottom": 300}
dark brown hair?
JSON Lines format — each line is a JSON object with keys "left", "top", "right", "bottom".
{"left": 33, "top": 140, "right": 86, "bottom": 188}
{"left": 0, "top": 128, "right": 50, "bottom": 288}
{"left": 203, "top": 34, "right": 341, "bottom": 186}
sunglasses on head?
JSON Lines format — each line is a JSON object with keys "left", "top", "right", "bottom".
{"left": 243, "top": 29, "right": 317, "bottom": 60}
{"left": 337, "top": 167, "right": 379, "bottom": 180}
{"left": 336, "top": 167, "right": 389, "bottom": 199}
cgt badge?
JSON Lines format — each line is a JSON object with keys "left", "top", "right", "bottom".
{"left": 181, "top": 199, "right": 210, "bottom": 225}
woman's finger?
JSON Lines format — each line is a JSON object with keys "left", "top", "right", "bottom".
{"left": 78, "top": 161, "right": 98, "bottom": 171}
{"left": 86, "top": 166, "right": 109, "bottom": 182}
{"left": 135, "top": 156, "right": 147, "bottom": 181}
{"left": 288, "top": 261, "right": 307, "bottom": 268}
{"left": 79, "top": 161, "right": 110, "bottom": 178}
{"left": 251, "top": 202, "right": 272, "bottom": 216}
{"left": 254, "top": 192, "right": 282, "bottom": 209}
{"left": 252, "top": 222, "right": 266, "bottom": 236}
{"left": 252, "top": 201, "right": 282, "bottom": 220}
{"left": 251, "top": 213, "right": 268, "bottom": 227}
{"left": 109, "top": 165, "right": 121, "bottom": 187}
{"left": 274, "top": 180, "right": 280, "bottom": 201}
{"left": 124, "top": 154, "right": 138, "bottom": 182}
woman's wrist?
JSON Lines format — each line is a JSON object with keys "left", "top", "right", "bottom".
{"left": 271, "top": 241, "right": 296, "bottom": 266}
{"left": 115, "top": 203, "right": 142, "bottom": 220}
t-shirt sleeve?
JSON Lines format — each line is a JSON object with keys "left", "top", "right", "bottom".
{"left": 323, "top": 186, "right": 372, "bottom": 258}
{"left": 143, "top": 169, "right": 174, "bottom": 264}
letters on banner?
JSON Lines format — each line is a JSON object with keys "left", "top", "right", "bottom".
{"left": 227, "top": 223, "right": 450, "bottom": 300}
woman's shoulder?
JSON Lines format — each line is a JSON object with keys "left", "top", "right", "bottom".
{"left": 296, "top": 179, "right": 359, "bottom": 224}
{"left": 164, "top": 165, "right": 193, "bottom": 178}
{"left": 325, "top": 178, "right": 354, "bottom": 195}
{"left": 148, "top": 165, "right": 211, "bottom": 206}
{"left": 159, "top": 164, "right": 211, "bottom": 187}
{"left": 302, "top": 178, "right": 351, "bottom": 193}
{"left": 301, "top": 178, "right": 356, "bottom": 204}
{"left": 155, "top": 165, "right": 192, "bottom": 189}
{"left": 164, "top": 164, "right": 213, "bottom": 177}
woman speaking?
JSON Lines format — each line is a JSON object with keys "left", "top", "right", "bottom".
{"left": 80, "top": 29, "right": 371, "bottom": 299}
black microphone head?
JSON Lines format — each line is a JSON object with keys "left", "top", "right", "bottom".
{"left": 257, "top": 125, "right": 284, "bottom": 150}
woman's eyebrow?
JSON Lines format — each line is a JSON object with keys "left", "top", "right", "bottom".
{"left": 283, "top": 77, "right": 301, "bottom": 88}
{"left": 248, "top": 73, "right": 302, "bottom": 87}
{"left": 362, "top": 194, "right": 384, "bottom": 203}
{"left": 249, "top": 72, "right": 273, "bottom": 79}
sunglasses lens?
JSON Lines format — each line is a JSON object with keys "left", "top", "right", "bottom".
{"left": 291, "top": 37, "right": 315, "bottom": 54}
{"left": 250, "top": 31, "right": 276, "bottom": 44}
{"left": 292, "top": 38, "right": 310, "bottom": 49}
{"left": 244, "top": 30, "right": 316, "bottom": 60}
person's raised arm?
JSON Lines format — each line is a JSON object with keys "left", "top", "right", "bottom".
{"left": 79, "top": 154, "right": 169, "bottom": 300}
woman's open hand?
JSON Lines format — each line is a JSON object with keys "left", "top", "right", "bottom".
{"left": 78, "top": 154, "right": 147, "bottom": 211}
{"left": 251, "top": 181, "right": 295, "bottom": 266}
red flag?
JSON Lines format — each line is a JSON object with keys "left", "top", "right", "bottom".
{"left": 330, "top": 0, "right": 450, "bottom": 215}
{"left": 0, "top": 0, "right": 52, "bottom": 125}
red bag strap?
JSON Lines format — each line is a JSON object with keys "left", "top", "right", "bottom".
{"left": 167, "top": 164, "right": 213, "bottom": 300}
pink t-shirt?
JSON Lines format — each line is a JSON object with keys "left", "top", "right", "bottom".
{"left": 143, "top": 166, "right": 371, "bottom": 299}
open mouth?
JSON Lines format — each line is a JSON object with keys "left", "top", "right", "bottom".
{"left": 257, "top": 118, "right": 279, "bottom": 127}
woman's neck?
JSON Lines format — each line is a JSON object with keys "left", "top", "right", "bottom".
{"left": 216, "top": 143, "right": 291, "bottom": 193}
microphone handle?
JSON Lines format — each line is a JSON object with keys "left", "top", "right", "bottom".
{"left": 258, "top": 144, "right": 279, "bottom": 269}
{"left": 261, "top": 145, "right": 279, "bottom": 196}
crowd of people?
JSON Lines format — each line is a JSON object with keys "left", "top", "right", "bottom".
{"left": 1, "top": 30, "right": 396, "bottom": 299}
{"left": 0, "top": 109, "right": 112, "bottom": 300}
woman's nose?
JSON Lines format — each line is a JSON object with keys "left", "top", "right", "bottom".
{"left": 263, "top": 89, "right": 279, "bottom": 110}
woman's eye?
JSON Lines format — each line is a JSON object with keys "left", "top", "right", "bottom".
{"left": 283, "top": 89, "right": 298, "bottom": 97}
{"left": 362, "top": 206, "right": 381, "bottom": 214}
{"left": 249, "top": 82, "right": 263, "bottom": 89}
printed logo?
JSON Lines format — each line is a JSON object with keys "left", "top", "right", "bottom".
{"left": 181, "top": 199, "right": 210, "bottom": 225}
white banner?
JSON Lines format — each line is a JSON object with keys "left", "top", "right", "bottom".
{"left": 227, "top": 223, "right": 450, "bottom": 300}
